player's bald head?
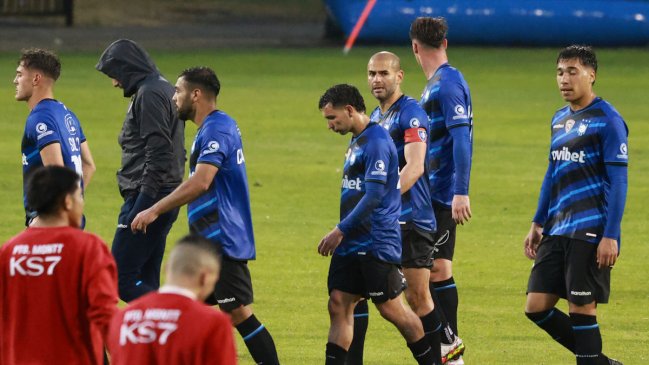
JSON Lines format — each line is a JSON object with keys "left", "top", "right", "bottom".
{"left": 368, "top": 51, "right": 401, "bottom": 71}
{"left": 167, "top": 235, "right": 220, "bottom": 279}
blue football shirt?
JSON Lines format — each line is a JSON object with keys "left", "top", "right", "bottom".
{"left": 370, "top": 95, "right": 436, "bottom": 232}
{"left": 188, "top": 110, "right": 255, "bottom": 260}
{"left": 22, "top": 99, "right": 86, "bottom": 212}
{"left": 420, "top": 63, "right": 473, "bottom": 207}
{"left": 535, "top": 97, "right": 629, "bottom": 244}
{"left": 337, "top": 122, "right": 402, "bottom": 264}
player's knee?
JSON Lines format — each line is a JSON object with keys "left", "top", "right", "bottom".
{"left": 404, "top": 289, "right": 429, "bottom": 314}
{"left": 328, "top": 293, "right": 346, "bottom": 317}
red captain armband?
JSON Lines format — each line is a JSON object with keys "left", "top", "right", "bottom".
{"left": 404, "top": 128, "right": 427, "bottom": 143}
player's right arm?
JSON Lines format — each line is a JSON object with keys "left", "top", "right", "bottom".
{"left": 40, "top": 143, "right": 65, "bottom": 166}
{"left": 131, "top": 163, "right": 218, "bottom": 233}
{"left": 79, "top": 141, "right": 96, "bottom": 188}
{"left": 525, "top": 162, "right": 552, "bottom": 259}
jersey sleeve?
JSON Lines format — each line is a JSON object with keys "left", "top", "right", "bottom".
{"left": 601, "top": 115, "right": 629, "bottom": 165}
{"left": 363, "top": 137, "right": 392, "bottom": 184}
{"left": 73, "top": 112, "right": 87, "bottom": 143}
{"left": 84, "top": 236, "right": 119, "bottom": 342}
{"left": 439, "top": 79, "right": 471, "bottom": 130}
{"left": 400, "top": 103, "right": 429, "bottom": 144}
{"left": 26, "top": 111, "right": 62, "bottom": 150}
{"left": 196, "top": 125, "right": 231, "bottom": 168}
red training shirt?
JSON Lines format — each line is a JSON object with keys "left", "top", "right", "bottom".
{"left": 0, "top": 226, "right": 118, "bottom": 365}
{"left": 108, "top": 286, "right": 237, "bottom": 365}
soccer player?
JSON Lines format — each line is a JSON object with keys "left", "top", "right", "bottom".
{"left": 524, "top": 46, "right": 626, "bottom": 365}
{"left": 108, "top": 234, "right": 237, "bottom": 364}
{"left": 14, "top": 48, "right": 96, "bottom": 226}
{"left": 366, "top": 51, "right": 442, "bottom": 360}
{"left": 0, "top": 166, "right": 118, "bottom": 365}
{"left": 410, "top": 17, "right": 472, "bottom": 363}
{"left": 131, "top": 66, "right": 280, "bottom": 365}
{"left": 318, "top": 84, "right": 438, "bottom": 365}
{"left": 96, "top": 39, "right": 186, "bottom": 302}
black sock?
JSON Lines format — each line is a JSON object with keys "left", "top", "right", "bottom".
{"left": 433, "top": 277, "right": 459, "bottom": 336}
{"left": 346, "top": 300, "right": 368, "bottom": 365}
{"left": 326, "top": 342, "right": 348, "bottom": 365}
{"left": 235, "top": 314, "right": 280, "bottom": 365}
{"left": 429, "top": 283, "right": 454, "bottom": 344}
{"left": 570, "top": 313, "right": 602, "bottom": 365}
{"left": 407, "top": 336, "right": 437, "bottom": 365}
{"left": 420, "top": 310, "right": 443, "bottom": 364}
{"left": 526, "top": 308, "right": 576, "bottom": 352}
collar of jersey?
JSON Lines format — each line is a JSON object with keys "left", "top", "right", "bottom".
{"left": 159, "top": 285, "right": 198, "bottom": 300}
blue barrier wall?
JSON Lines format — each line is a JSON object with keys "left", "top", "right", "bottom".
{"left": 325, "top": 0, "right": 649, "bottom": 46}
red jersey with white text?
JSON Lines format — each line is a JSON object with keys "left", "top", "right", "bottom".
{"left": 0, "top": 226, "right": 118, "bottom": 365}
{"left": 108, "top": 290, "right": 237, "bottom": 365}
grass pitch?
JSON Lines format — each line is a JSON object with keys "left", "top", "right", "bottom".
{"left": 1, "top": 47, "right": 648, "bottom": 364}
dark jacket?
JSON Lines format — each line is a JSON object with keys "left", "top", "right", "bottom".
{"left": 96, "top": 39, "right": 185, "bottom": 198}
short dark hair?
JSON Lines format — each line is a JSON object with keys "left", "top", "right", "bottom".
{"left": 318, "top": 84, "right": 366, "bottom": 113}
{"left": 26, "top": 166, "right": 80, "bottom": 216}
{"left": 409, "top": 17, "right": 448, "bottom": 48}
{"left": 19, "top": 48, "right": 61, "bottom": 81}
{"left": 557, "top": 45, "right": 598, "bottom": 73}
{"left": 179, "top": 66, "right": 221, "bottom": 97}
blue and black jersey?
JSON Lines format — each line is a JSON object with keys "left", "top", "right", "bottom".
{"left": 337, "top": 122, "right": 401, "bottom": 264}
{"left": 370, "top": 95, "right": 436, "bottom": 233}
{"left": 22, "top": 99, "right": 86, "bottom": 213}
{"left": 188, "top": 110, "right": 255, "bottom": 260}
{"left": 533, "top": 97, "right": 628, "bottom": 244}
{"left": 420, "top": 63, "right": 473, "bottom": 207}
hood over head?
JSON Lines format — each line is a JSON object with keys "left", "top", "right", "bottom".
{"left": 95, "top": 39, "right": 160, "bottom": 97}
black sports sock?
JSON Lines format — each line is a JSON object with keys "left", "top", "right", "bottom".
{"left": 420, "top": 310, "right": 443, "bottom": 363}
{"left": 429, "top": 283, "right": 454, "bottom": 344}
{"left": 433, "top": 277, "right": 459, "bottom": 336}
{"left": 407, "top": 336, "right": 437, "bottom": 365}
{"left": 236, "top": 314, "right": 280, "bottom": 365}
{"left": 346, "top": 300, "right": 368, "bottom": 365}
{"left": 570, "top": 313, "right": 602, "bottom": 365}
{"left": 526, "top": 308, "right": 576, "bottom": 352}
{"left": 326, "top": 342, "right": 348, "bottom": 365}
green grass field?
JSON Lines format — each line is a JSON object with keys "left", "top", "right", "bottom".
{"left": 1, "top": 47, "right": 648, "bottom": 364}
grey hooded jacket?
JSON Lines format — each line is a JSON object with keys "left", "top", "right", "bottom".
{"left": 96, "top": 39, "right": 185, "bottom": 198}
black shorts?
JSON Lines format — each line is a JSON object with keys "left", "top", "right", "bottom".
{"left": 205, "top": 257, "right": 254, "bottom": 311}
{"left": 401, "top": 226, "right": 435, "bottom": 269}
{"left": 328, "top": 254, "right": 406, "bottom": 304}
{"left": 527, "top": 235, "right": 611, "bottom": 305}
{"left": 432, "top": 203, "right": 457, "bottom": 261}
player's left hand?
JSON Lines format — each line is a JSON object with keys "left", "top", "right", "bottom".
{"left": 596, "top": 237, "right": 619, "bottom": 269}
{"left": 452, "top": 194, "right": 472, "bottom": 225}
{"left": 318, "top": 226, "right": 344, "bottom": 256}
{"left": 131, "top": 208, "right": 159, "bottom": 234}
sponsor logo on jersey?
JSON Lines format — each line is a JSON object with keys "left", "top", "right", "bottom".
{"left": 22, "top": 153, "right": 28, "bottom": 166}
{"left": 342, "top": 175, "right": 362, "bottom": 190}
{"left": 409, "top": 117, "right": 420, "bottom": 128}
{"left": 64, "top": 114, "right": 77, "bottom": 135}
{"left": 370, "top": 160, "right": 387, "bottom": 176}
{"left": 565, "top": 119, "right": 575, "bottom": 133}
{"left": 617, "top": 143, "right": 628, "bottom": 159}
{"left": 452, "top": 104, "right": 469, "bottom": 120}
{"left": 553, "top": 124, "right": 565, "bottom": 129}
{"left": 35, "top": 122, "right": 53, "bottom": 140}
{"left": 551, "top": 147, "right": 585, "bottom": 163}
{"left": 202, "top": 141, "right": 220, "bottom": 155}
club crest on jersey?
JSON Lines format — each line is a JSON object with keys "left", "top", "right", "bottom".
{"left": 371, "top": 160, "right": 387, "bottom": 176}
{"left": 565, "top": 119, "right": 575, "bottom": 133}
{"left": 202, "top": 141, "right": 220, "bottom": 155}
{"left": 409, "top": 118, "right": 421, "bottom": 128}
{"left": 64, "top": 114, "right": 77, "bottom": 135}
{"left": 577, "top": 122, "right": 588, "bottom": 136}
{"left": 346, "top": 146, "right": 359, "bottom": 166}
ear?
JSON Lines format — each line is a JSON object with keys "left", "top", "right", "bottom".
{"left": 412, "top": 42, "right": 419, "bottom": 55}
{"left": 442, "top": 38, "right": 448, "bottom": 50}
{"left": 589, "top": 70, "right": 596, "bottom": 85}
{"left": 32, "top": 72, "right": 42, "bottom": 86}
{"left": 397, "top": 69, "right": 404, "bottom": 83}
{"left": 345, "top": 104, "right": 355, "bottom": 118}
{"left": 63, "top": 193, "right": 73, "bottom": 211}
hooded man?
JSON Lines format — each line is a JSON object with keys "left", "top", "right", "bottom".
{"left": 96, "top": 39, "right": 186, "bottom": 302}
